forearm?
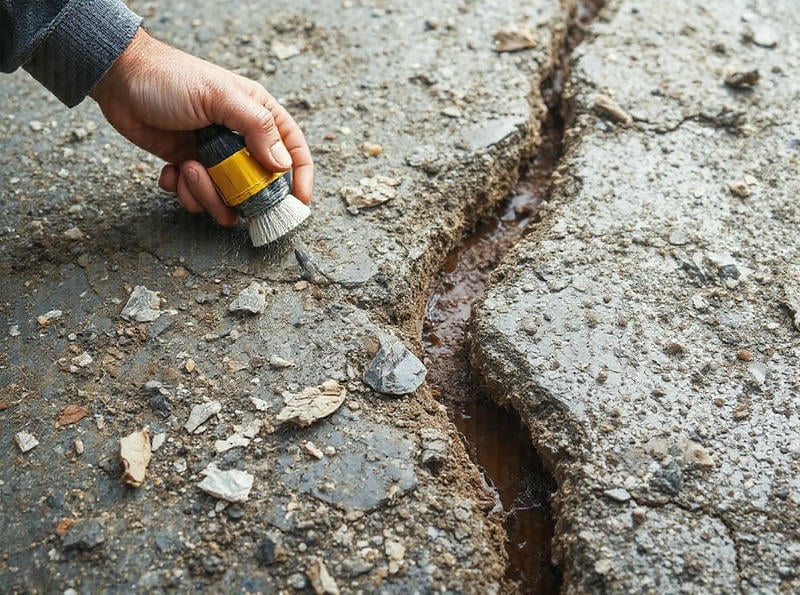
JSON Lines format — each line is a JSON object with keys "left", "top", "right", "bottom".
{"left": 0, "top": 0, "right": 142, "bottom": 106}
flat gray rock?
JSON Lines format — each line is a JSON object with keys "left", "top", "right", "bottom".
{"left": 363, "top": 337, "right": 427, "bottom": 396}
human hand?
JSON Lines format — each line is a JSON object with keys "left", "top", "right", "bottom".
{"left": 90, "top": 28, "right": 313, "bottom": 226}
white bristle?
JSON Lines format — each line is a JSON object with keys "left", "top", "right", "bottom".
{"left": 247, "top": 194, "right": 311, "bottom": 247}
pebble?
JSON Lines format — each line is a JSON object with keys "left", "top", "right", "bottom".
{"left": 198, "top": 463, "right": 254, "bottom": 503}
{"left": 603, "top": 487, "right": 631, "bottom": 503}
{"left": 184, "top": 401, "right": 222, "bottom": 434}
{"left": 271, "top": 40, "right": 302, "bottom": 60}
{"left": 229, "top": 282, "right": 266, "bottom": 315}
{"left": 37, "top": 310, "right": 63, "bottom": 326}
{"left": 74, "top": 439, "right": 84, "bottom": 455}
{"left": 269, "top": 354, "right": 296, "bottom": 369}
{"left": 276, "top": 380, "right": 346, "bottom": 427}
{"left": 121, "top": 286, "right": 162, "bottom": 322}
{"left": 362, "top": 142, "right": 383, "bottom": 156}
{"left": 29, "top": 120, "right": 43, "bottom": 131}
{"left": 441, "top": 105, "right": 461, "bottom": 118}
{"left": 287, "top": 573, "right": 307, "bottom": 589}
{"left": 9, "top": 324, "right": 20, "bottom": 337}
{"left": 150, "top": 433, "right": 166, "bottom": 452}
{"left": 250, "top": 396, "right": 270, "bottom": 411}
{"left": 419, "top": 428, "right": 448, "bottom": 466}
{"left": 682, "top": 440, "right": 715, "bottom": 468}
{"left": 215, "top": 434, "right": 251, "bottom": 453}
{"left": 593, "top": 94, "right": 633, "bottom": 125}
{"left": 363, "top": 336, "right": 427, "bottom": 396}
{"left": 61, "top": 519, "right": 105, "bottom": 550}
{"left": 71, "top": 352, "right": 93, "bottom": 368}
{"left": 728, "top": 180, "right": 751, "bottom": 198}
{"left": 15, "top": 431, "right": 39, "bottom": 453}
{"left": 668, "top": 228, "right": 690, "bottom": 246}
{"left": 306, "top": 558, "right": 340, "bottom": 595}
{"left": 302, "top": 440, "right": 324, "bottom": 459}
{"left": 63, "top": 227, "right": 85, "bottom": 240}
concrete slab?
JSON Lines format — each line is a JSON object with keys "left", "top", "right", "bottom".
{"left": 472, "top": 0, "right": 800, "bottom": 591}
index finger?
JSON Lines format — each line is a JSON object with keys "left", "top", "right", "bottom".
{"left": 270, "top": 103, "right": 314, "bottom": 205}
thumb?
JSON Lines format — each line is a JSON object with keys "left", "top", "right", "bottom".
{"left": 210, "top": 94, "right": 292, "bottom": 172}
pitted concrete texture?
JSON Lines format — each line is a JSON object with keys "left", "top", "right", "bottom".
{"left": 0, "top": 0, "right": 578, "bottom": 592}
{"left": 472, "top": 0, "right": 800, "bottom": 592}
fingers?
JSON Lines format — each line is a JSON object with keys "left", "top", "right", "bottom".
{"left": 165, "top": 161, "right": 239, "bottom": 227}
{"left": 271, "top": 104, "right": 314, "bottom": 204}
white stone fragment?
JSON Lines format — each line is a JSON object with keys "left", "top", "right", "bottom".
{"left": 198, "top": 463, "right": 254, "bottom": 503}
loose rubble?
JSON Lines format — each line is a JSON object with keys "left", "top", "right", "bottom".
{"left": 363, "top": 336, "right": 427, "bottom": 395}
{"left": 119, "top": 427, "right": 152, "bottom": 487}
{"left": 198, "top": 463, "right": 254, "bottom": 503}
{"left": 184, "top": 401, "right": 222, "bottom": 434}
{"left": 121, "top": 286, "right": 162, "bottom": 322}
{"left": 276, "top": 380, "right": 346, "bottom": 427}
{"left": 229, "top": 282, "right": 266, "bottom": 314}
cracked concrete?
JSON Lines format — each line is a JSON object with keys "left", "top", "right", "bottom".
{"left": 472, "top": 0, "right": 800, "bottom": 592}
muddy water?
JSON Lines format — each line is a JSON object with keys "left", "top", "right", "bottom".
{"left": 423, "top": 116, "right": 562, "bottom": 593}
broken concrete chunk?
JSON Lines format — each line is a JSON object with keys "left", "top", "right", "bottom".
{"left": 682, "top": 440, "right": 715, "bottom": 468}
{"left": 61, "top": 519, "right": 105, "bottom": 550}
{"left": 198, "top": 463, "right": 254, "bottom": 503}
{"left": 120, "top": 427, "right": 152, "bottom": 487}
{"left": 419, "top": 428, "right": 448, "bottom": 466}
{"left": 277, "top": 380, "right": 346, "bottom": 427}
{"left": 184, "top": 401, "right": 222, "bottom": 434}
{"left": 214, "top": 434, "right": 251, "bottom": 453}
{"left": 339, "top": 176, "right": 400, "bottom": 209}
{"left": 121, "top": 285, "right": 162, "bottom": 322}
{"left": 229, "top": 282, "right": 266, "bottom": 315}
{"left": 307, "top": 558, "right": 340, "bottom": 595}
{"left": 593, "top": 94, "right": 633, "bottom": 125}
{"left": 269, "top": 354, "right": 296, "bottom": 369}
{"left": 15, "top": 431, "right": 39, "bottom": 453}
{"left": 493, "top": 26, "right": 537, "bottom": 52}
{"left": 363, "top": 336, "right": 427, "bottom": 396}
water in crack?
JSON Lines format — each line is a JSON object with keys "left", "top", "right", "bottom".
{"left": 422, "top": 114, "right": 561, "bottom": 593}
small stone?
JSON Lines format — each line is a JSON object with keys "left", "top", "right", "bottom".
{"left": 74, "top": 439, "right": 84, "bottom": 455}
{"left": 9, "top": 324, "right": 20, "bottom": 337}
{"left": 603, "top": 488, "right": 631, "bottom": 503}
{"left": 254, "top": 536, "right": 277, "bottom": 566}
{"left": 733, "top": 404, "right": 750, "bottom": 420}
{"left": 419, "top": 428, "right": 448, "bottom": 466}
{"left": 37, "top": 309, "right": 63, "bottom": 326}
{"left": 229, "top": 282, "right": 266, "bottom": 315}
{"left": 269, "top": 354, "right": 296, "bottom": 369}
{"left": 287, "top": 573, "right": 307, "bottom": 589}
{"left": 363, "top": 336, "right": 427, "bottom": 396}
{"left": 302, "top": 440, "right": 324, "bottom": 459}
{"left": 668, "top": 228, "right": 690, "bottom": 246}
{"left": 271, "top": 40, "right": 301, "bottom": 60}
{"left": 682, "top": 440, "right": 714, "bottom": 468}
{"left": 71, "top": 352, "right": 93, "bottom": 368}
{"left": 737, "top": 349, "right": 753, "bottom": 361}
{"left": 151, "top": 433, "right": 166, "bottom": 452}
{"left": 120, "top": 427, "right": 152, "bottom": 487}
{"left": 184, "top": 401, "right": 222, "bottom": 434}
{"left": 307, "top": 558, "right": 340, "bottom": 595}
{"left": 15, "top": 431, "right": 39, "bottom": 453}
{"left": 728, "top": 180, "right": 751, "bottom": 197}
{"left": 294, "top": 280, "right": 309, "bottom": 291}
{"left": 250, "top": 396, "right": 270, "bottom": 411}
{"left": 385, "top": 540, "right": 406, "bottom": 561}
{"left": 173, "top": 458, "right": 188, "bottom": 473}
{"left": 724, "top": 69, "right": 759, "bottom": 89}
{"left": 56, "top": 404, "right": 89, "bottom": 427}
{"left": 185, "top": 358, "right": 196, "bottom": 373}
{"left": 29, "top": 120, "right": 43, "bottom": 131}
{"left": 215, "top": 434, "right": 251, "bottom": 453}
{"left": 323, "top": 445, "right": 336, "bottom": 456}
{"left": 743, "top": 25, "right": 778, "bottom": 48}
{"left": 362, "top": 142, "right": 383, "bottom": 156}
{"left": 749, "top": 363, "right": 767, "bottom": 384}
{"left": 441, "top": 105, "right": 461, "bottom": 118}
{"left": 61, "top": 519, "right": 105, "bottom": 550}
{"left": 121, "top": 286, "right": 161, "bottom": 323}
{"left": 493, "top": 26, "right": 537, "bottom": 52}
{"left": 198, "top": 463, "right": 254, "bottom": 503}
{"left": 339, "top": 176, "right": 400, "bottom": 209}
{"left": 593, "top": 94, "right": 633, "bottom": 125}
{"left": 63, "top": 227, "right": 85, "bottom": 240}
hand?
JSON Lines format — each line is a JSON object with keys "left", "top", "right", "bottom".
{"left": 90, "top": 28, "right": 313, "bottom": 226}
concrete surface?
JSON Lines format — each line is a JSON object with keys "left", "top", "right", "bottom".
{"left": 0, "top": 0, "right": 576, "bottom": 592}
{"left": 472, "top": 0, "right": 800, "bottom": 592}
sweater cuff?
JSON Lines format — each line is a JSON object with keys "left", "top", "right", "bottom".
{"left": 23, "top": 0, "right": 143, "bottom": 107}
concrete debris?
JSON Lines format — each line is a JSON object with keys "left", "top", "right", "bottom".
{"left": 269, "top": 354, "right": 295, "bottom": 369}
{"left": 150, "top": 432, "right": 166, "bottom": 452}
{"left": 593, "top": 93, "right": 633, "bottom": 125}
{"left": 214, "top": 433, "right": 251, "bottom": 453}
{"left": 363, "top": 336, "right": 427, "bottom": 395}
{"left": 724, "top": 69, "right": 759, "bottom": 89}
{"left": 493, "top": 26, "right": 537, "bottom": 52}
{"left": 603, "top": 488, "right": 632, "bottom": 503}
{"left": 121, "top": 286, "right": 162, "bottom": 322}
{"left": 120, "top": 427, "right": 152, "bottom": 487}
{"left": 307, "top": 558, "right": 340, "bottom": 595}
{"left": 419, "top": 428, "right": 448, "bottom": 466}
{"left": 184, "top": 401, "right": 222, "bottom": 434}
{"left": 71, "top": 352, "right": 93, "bottom": 368}
{"left": 229, "top": 282, "right": 266, "bottom": 315}
{"left": 250, "top": 396, "right": 270, "bottom": 411}
{"left": 339, "top": 176, "right": 400, "bottom": 209}
{"left": 198, "top": 463, "right": 254, "bottom": 503}
{"left": 37, "top": 309, "right": 62, "bottom": 326}
{"left": 271, "top": 39, "right": 302, "bottom": 60}
{"left": 276, "top": 380, "right": 346, "bottom": 427}
{"left": 14, "top": 431, "right": 39, "bottom": 453}
{"left": 681, "top": 440, "right": 714, "bottom": 469}
{"left": 56, "top": 404, "right": 88, "bottom": 428}
{"left": 61, "top": 519, "right": 105, "bottom": 550}
{"left": 302, "top": 440, "right": 324, "bottom": 459}
{"left": 728, "top": 179, "right": 751, "bottom": 197}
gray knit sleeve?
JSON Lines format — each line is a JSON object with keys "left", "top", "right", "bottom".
{"left": 0, "top": 0, "right": 142, "bottom": 107}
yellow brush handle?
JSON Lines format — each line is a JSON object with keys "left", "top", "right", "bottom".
{"left": 206, "top": 148, "right": 285, "bottom": 207}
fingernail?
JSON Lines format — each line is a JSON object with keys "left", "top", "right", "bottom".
{"left": 185, "top": 167, "right": 199, "bottom": 183}
{"left": 270, "top": 141, "right": 292, "bottom": 169}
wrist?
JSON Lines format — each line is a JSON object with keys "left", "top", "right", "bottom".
{"left": 90, "top": 27, "right": 152, "bottom": 104}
